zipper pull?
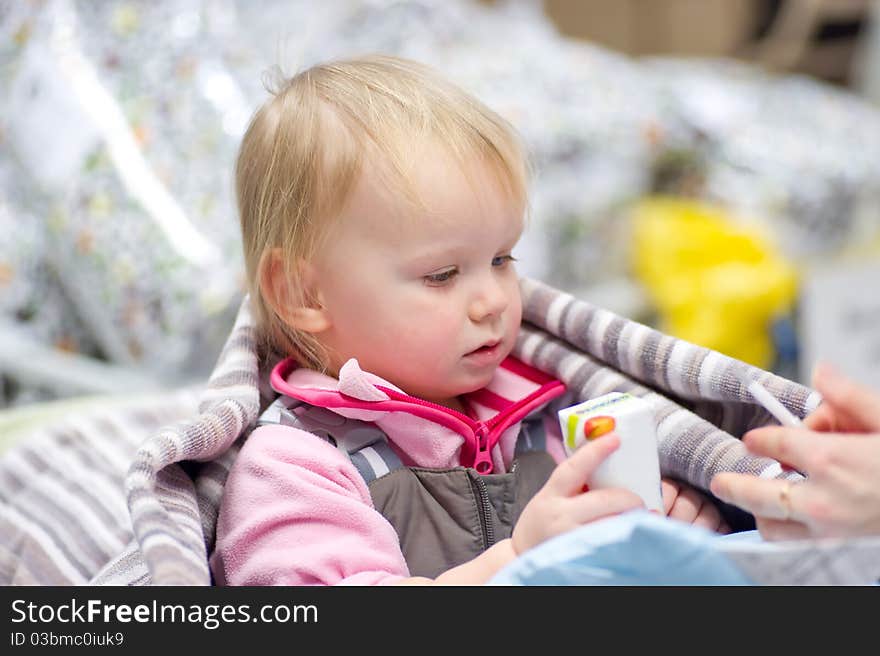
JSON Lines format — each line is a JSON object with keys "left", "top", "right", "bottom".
{"left": 473, "top": 423, "right": 494, "bottom": 475}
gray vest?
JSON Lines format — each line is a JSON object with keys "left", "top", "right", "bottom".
{"left": 258, "top": 397, "right": 556, "bottom": 578}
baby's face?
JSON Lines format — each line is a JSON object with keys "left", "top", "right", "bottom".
{"left": 310, "top": 146, "right": 524, "bottom": 409}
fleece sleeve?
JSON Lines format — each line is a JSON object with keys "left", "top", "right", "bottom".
{"left": 210, "top": 424, "right": 409, "bottom": 586}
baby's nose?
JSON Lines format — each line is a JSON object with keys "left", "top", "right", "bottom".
{"left": 469, "top": 282, "right": 508, "bottom": 321}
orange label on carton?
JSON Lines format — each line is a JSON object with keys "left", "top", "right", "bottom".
{"left": 583, "top": 416, "right": 616, "bottom": 440}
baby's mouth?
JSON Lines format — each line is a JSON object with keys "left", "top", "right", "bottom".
{"left": 467, "top": 340, "right": 501, "bottom": 356}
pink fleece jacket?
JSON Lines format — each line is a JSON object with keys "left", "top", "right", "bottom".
{"left": 210, "top": 357, "right": 566, "bottom": 586}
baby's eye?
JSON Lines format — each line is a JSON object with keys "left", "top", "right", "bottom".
{"left": 492, "top": 254, "right": 517, "bottom": 267}
{"left": 424, "top": 267, "right": 458, "bottom": 286}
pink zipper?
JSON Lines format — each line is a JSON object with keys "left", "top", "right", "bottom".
{"left": 270, "top": 356, "right": 566, "bottom": 475}
{"left": 376, "top": 380, "right": 565, "bottom": 474}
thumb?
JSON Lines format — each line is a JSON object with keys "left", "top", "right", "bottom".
{"left": 812, "top": 362, "right": 880, "bottom": 432}
{"left": 546, "top": 432, "right": 621, "bottom": 496}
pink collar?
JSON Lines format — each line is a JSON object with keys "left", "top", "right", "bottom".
{"left": 269, "top": 357, "right": 565, "bottom": 474}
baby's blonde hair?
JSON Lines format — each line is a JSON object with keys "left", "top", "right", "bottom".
{"left": 237, "top": 55, "right": 528, "bottom": 371}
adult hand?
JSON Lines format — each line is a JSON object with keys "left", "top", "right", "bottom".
{"left": 803, "top": 362, "right": 880, "bottom": 434}
{"left": 662, "top": 478, "right": 730, "bottom": 533}
{"left": 710, "top": 364, "right": 880, "bottom": 540}
{"left": 512, "top": 433, "right": 644, "bottom": 555}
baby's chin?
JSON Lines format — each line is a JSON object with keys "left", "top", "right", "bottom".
{"left": 404, "top": 359, "right": 507, "bottom": 403}
{"left": 412, "top": 376, "right": 492, "bottom": 407}
{"left": 450, "top": 369, "right": 499, "bottom": 397}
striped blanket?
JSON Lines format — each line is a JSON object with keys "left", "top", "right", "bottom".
{"left": 0, "top": 277, "right": 820, "bottom": 585}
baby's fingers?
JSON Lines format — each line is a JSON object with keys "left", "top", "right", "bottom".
{"left": 666, "top": 484, "right": 705, "bottom": 524}
{"left": 661, "top": 478, "right": 681, "bottom": 515}
{"left": 568, "top": 487, "right": 645, "bottom": 525}
{"left": 547, "top": 433, "right": 621, "bottom": 497}
{"left": 690, "top": 499, "right": 726, "bottom": 533}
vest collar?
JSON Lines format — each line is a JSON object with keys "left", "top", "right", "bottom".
{"left": 269, "top": 356, "right": 565, "bottom": 474}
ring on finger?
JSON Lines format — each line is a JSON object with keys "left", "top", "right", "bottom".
{"left": 778, "top": 480, "right": 794, "bottom": 520}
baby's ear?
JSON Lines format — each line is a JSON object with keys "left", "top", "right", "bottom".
{"left": 258, "top": 248, "right": 331, "bottom": 334}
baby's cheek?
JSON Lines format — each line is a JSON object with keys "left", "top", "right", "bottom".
{"left": 413, "top": 317, "right": 461, "bottom": 349}
{"left": 393, "top": 332, "right": 456, "bottom": 375}
{"left": 507, "top": 293, "right": 523, "bottom": 331}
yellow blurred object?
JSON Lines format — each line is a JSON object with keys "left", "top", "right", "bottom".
{"left": 631, "top": 196, "right": 798, "bottom": 368}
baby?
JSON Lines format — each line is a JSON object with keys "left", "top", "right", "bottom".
{"left": 210, "top": 55, "right": 727, "bottom": 586}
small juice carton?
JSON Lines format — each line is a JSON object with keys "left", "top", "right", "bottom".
{"left": 558, "top": 392, "right": 663, "bottom": 512}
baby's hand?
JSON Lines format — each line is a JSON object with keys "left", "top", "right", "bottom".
{"left": 511, "top": 433, "right": 644, "bottom": 555}
{"left": 662, "top": 478, "right": 730, "bottom": 534}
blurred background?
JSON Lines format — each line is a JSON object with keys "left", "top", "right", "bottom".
{"left": 2, "top": 0, "right": 880, "bottom": 412}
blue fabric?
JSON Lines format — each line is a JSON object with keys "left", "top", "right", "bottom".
{"left": 489, "top": 510, "right": 754, "bottom": 585}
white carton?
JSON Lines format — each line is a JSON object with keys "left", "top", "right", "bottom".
{"left": 557, "top": 392, "right": 663, "bottom": 512}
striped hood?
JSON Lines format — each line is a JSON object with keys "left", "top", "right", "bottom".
{"left": 269, "top": 356, "right": 567, "bottom": 474}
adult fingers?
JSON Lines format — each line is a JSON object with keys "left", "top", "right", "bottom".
{"left": 741, "top": 426, "right": 825, "bottom": 473}
{"left": 709, "top": 472, "right": 804, "bottom": 521}
{"left": 802, "top": 403, "right": 837, "bottom": 432}
{"left": 812, "top": 362, "right": 880, "bottom": 432}
{"left": 805, "top": 401, "right": 872, "bottom": 433}
{"left": 755, "top": 516, "right": 812, "bottom": 542}
{"left": 568, "top": 486, "right": 645, "bottom": 525}
{"left": 547, "top": 432, "right": 621, "bottom": 496}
